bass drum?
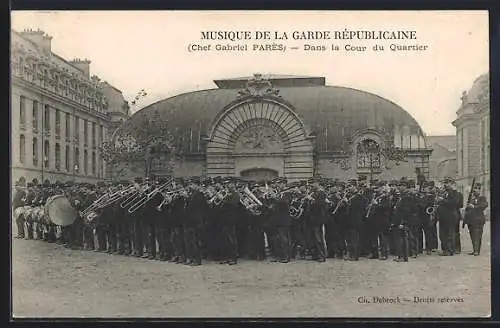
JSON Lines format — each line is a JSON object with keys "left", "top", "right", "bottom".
{"left": 45, "top": 195, "right": 77, "bottom": 226}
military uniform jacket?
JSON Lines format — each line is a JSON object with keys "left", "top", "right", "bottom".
{"left": 306, "top": 189, "right": 328, "bottom": 225}
{"left": 394, "top": 193, "right": 419, "bottom": 226}
{"left": 12, "top": 188, "right": 26, "bottom": 210}
{"left": 349, "top": 193, "right": 368, "bottom": 227}
{"left": 464, "top": 196, "right": 488, "bottom": 225}
{"left": 436, "top": 189, "right": 461, "bottom": 223}
{"left": 185, "top": 190, "right": 206, "bottom": 227}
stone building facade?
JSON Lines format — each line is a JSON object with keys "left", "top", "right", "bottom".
{"left": 11, "top": 29, "right": 129, "bottom": 185}
{"left": 427, "top": 135, "right": 457, "bottom": 181}
{"left": 112, "top": 74, "right": 433, "bottom": 183}
{"left": 452, "top": 73, "right": 490, "bottom": 213}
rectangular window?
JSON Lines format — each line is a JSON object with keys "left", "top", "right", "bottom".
{"left": 99, "top": 125, "right": 104, "bottom": 146}
{"left": 92, "top": 151, "right": 96, "bottom": 175}
{"left": 65, "top": 113, "right": 70, "bottom": 138}
{"left": 44, "top": 140, "right": 50, "bottom": 168}
{"left": 44, "top": 105, "right": 50, "bottom": 132}
{"left": 55, "top": 143, "right": 61, "bottom": 171}
{"left": 84, "top": 119, "right": 88, "bottom": 145}
{"left": 74, "top": 147, "right": 80, "bottom": 173}
{"left": 20, "top": 96, "right": 26, "bottom": 129}
{"left": 32, "top": 100, "right": 39, "bottom": 131}
{"left": 32, "top": 137, "right": 38, "bottom": 166}
{"left": 74, "top": 116, "right": 79, "bottom": 139}
{"left": 84, "top": 150, "right": 88, "bottom": 174}
{"left": 19, "top": 134, "right": 25, "bottom": 163}
{"left": 92, "top": 122, "right": 96, "bottom": 147}
{"left": 55, "top": 109, "right": 61, "bottom": 136}
{"left": 65, "top": 145, "right": 70, "bottom": 171}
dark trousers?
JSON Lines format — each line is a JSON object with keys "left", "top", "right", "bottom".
{"left": 408, "top": 225, "right": 419, "bottom": 256}
{"left": 307, "top": 223, "right": 326, "bottom": 260}
{"left": 106, "top": 224, "right": 118, "bottom": 252}
{"left": 157, "top": 226, "right": 172, "bottom": 260}
{"left": 16, "top": 214, "right": 26, "bottom": 238}
{"left": 454, "top": 221, "right": 462, "bottom": 253}
{"left": 184, "top": 226, "right": 201, "bottom": 264}
{"left": 423, "top": 220, "right": 438, "bottom": 251}
{"left": 35, "top": 222, "right": 44, "bottom": 240}
{"left": 248, "top": 224, "right": 265, "bottom": 260}
{"left": 291, "top": 219, "right": 307, "bottom": 259}
{"left": 346, "top": 228, "right": 360, "bottom": 260}
{"left": 26, "top": 219, "right": 35, "bottom": 240}
{"left": 378, "top": 230, "right": 391, "bottom": 258}
{"left": 133, "top": 219, "right": 143, "bottom": 256}
{"left": 274, "top": 226, "right": 291, "bottom": 261}
{"left": 118, "top": 221, "right": 132, "bottom": 254}
{"left": 83, "top": 225, "right": 95, "bottom": 249}
{"left": 171, "top": 226, "right": 185, "bottom": 260}
{"left": 96, "top": 225, "right": 107, "bottom": 251}
{"left": 468, "top": 223, "right": 485, "bottom": 254}
{"left": 61, "top": 225, "right": 72, "bottom": 244}
{"left": 394, "top": 226, "right": 409, "bottom": 260}
{"left": 147, "top": 223, "right": 157, "bottom": 258}
{"left": 71, "top": 219, "right": 84, "bottom": 247}
{"left": 221, "top": 224, "right": 238, "bottom": 262}
{"left": 325, "top": 222, "right": 342, "bottom": 258}
{"left": 439, "top": 220, "right": 456, "bottom": 255}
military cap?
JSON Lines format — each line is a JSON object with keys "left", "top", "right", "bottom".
{"left": 43, "top": 179, "right": 51, "bottom": 187}
{"left": 32, "top": 178, "right": 39, "bottom": 185}
{"left": 443, "top": 176, "right": 455, "bottom": 184}
{"left": 64, "top": 181, "right": 74, "bottom": 188}
{"left": 26, "top": 182, "right": 34, "bottom": 188}
{"left": 96, "top": 181, "right": 105, "bottom": 187}
{"left": 134, "top": 177, "right": 144, "bottom": 183}
{"left": 425, "top": 181, "right": 435, "bottom": 188}
{"left": 474, "top": 182, "right": 482, "bottom": 188}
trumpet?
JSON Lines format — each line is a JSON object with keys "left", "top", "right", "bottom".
{"left": 365, "top": 192, "right": 385, "bottom": 218}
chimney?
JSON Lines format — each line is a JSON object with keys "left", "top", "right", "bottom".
{"left": 69, "top": 58, "right": 91, "bottom": 78}
{"left": 19, "top": 28, "right": 53, "bottom": 56}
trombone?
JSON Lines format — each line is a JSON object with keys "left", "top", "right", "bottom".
{"left": 127, "top": 179, "right": 174, "bottom": 214}
{"left": 120, "top": 183, "right": 151, "bottom": 209}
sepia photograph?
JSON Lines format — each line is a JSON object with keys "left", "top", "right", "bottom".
{"left": 10, "top": 10, "right": 490, "bottom": 318}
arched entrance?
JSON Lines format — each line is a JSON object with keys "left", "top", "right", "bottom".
{"left": 205, "top": 93, "right": 315, "bottom": 182}
{"left": 240, "top": 168, "right": 279, "bottom": 181}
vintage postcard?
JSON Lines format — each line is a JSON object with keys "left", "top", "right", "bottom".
{"left": 10, "top": 10, "right": 490, "bottom": 318}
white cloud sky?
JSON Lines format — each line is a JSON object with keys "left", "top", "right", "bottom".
{"left": 11, "top": 10, "right": 489, "bottom": 135}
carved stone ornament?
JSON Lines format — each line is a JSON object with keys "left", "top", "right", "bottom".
{"left": 235, "top": 125, "right": 283, "bottom": 153}
{"left": 238, "top": 73, "right": 280, "bottom": 98}
{"left": 333, "top": 157, "right": 352, "bottom": 171}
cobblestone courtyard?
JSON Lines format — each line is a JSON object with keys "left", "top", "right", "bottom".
{"left": 12, "top": 223, "right": 490, "bottom": 318}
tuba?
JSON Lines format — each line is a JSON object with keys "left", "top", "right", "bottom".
{"left": 239, "top": 186, "right": 264, "bottom": 215}
{"left": 426, "top": 187, "right": 447, "bottom": 216}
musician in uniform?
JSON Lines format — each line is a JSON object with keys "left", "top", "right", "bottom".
{"left": 346, "top": 183, "right": 366, "bottom": 261}
{"left": 419, "top": 182, "right": 438, "bottom": 254}
{"left": 454, "top": 187, "right": 464, "bottom": 254}
{"left": 463, "top": 183, "right": 488, "bottom": 256}
{"left": 83, "top": 186, "right": 98, "bottom": 250}
{"left": 392, "top": 182, "right": 410, "bottom": 262}
{"left": 304, "top": 182, "right": 328, "bottom": 262}
{"left": 13, "top": 179, "right": 27, "bottom": 239}
{"left": 219, "top": 181, "right": 240, "bottom": 265}
{"left": 170, "top": 179, "right": 187, "bottom": 263}
{"left": 405, "top": 181, "right": 421, "bottom": 258}
{"left": 66, "top": 182, "right": 85, "bottom": 249}
{"left": 437, "top": 178, "right": 462, "bottom": 256}
{"left": 183, "top": 178, "right": 206, "bottom": 266}
{"left": 269, "top": 189, "right": 292, "bottom": 263}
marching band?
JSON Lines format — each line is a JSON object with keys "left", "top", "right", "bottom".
{"left": 12, "top": 175, "right": 488, "bottom": 265}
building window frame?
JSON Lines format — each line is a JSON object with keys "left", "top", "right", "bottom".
{"left": 55, "top": 143, "right": 61, "bottom": 171}
{"left": 44, "top": 104, "right": 50, "bottom": 134}
{"left": 32, "top": 100, "right": 39, "bottom": 132}
{"left": 20, "top": 95, "right": 26, "bottom": 130}
{"left": 32, "top": 137, "right": 38, "bottom": 166}
{"left": 44, "top": 140, "right": 50, "bottom": 168}
{"left": 84, "top": 149, "right": 88, "bottom": 175}
{"left": 65, "top": 145, "right": 70, "bottom": 171}
{"left": 19, "top": 134, "right": 25, "bottom": 164}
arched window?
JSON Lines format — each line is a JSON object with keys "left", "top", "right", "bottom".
{"left": 84, "top": 150, "right": 88, "bottom": 175}
{"left": 19, "top": 134, "right": 25, "bottom": 163}
{"left": 44, "top": 140, "right": 50, "bottom": 168}
{"left": 55, "top": 143, "right": 61, "bottom": 171}
{"left": 356, "top": 139, "right": 381, "bottom": 169}
{"left": 65, "top": 145, "right": 70, "bottom": 171}
{"left": 92, "top": 151, "right": 96, "bottom": 175}
{"left": 32, "top": 137, "right": 38, "bottom": 166}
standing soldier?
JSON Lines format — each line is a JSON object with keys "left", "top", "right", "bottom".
{"left": 219, "top": 181, "right": 240, "bottom": 265}
{"left": 463, "top": 183, "right": 488, "bottom": 256}
{"left": 420, "top": 182, "right": 438, "bottom": 254}
{"left": 346, "top": 184, "right": 366, "bottom": 261}
{"left": 454, "top": 188, "right": 464, "bottom": 254}
{"left": 83, "top": 185, "right": 97, "bottom": 250}
{"left": 183, "top": 179, "right": 205, "bottom": 266}
{"left": 67, "top": 182, "right": 85, "bottom": 249}
{"left": 13, "top": 179, "right": 27, "bottom": 239}
{"left": 405, "top": 182, "right": 421, "bottom": 258}
{"left": 437, "top": 178, "right": 461, "bottom": 256}
{"left": 392, "top": 182, "right": 410, "bottom": 262}
{"left": 170, "top": 180, "right": 187, "bottom": 263}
